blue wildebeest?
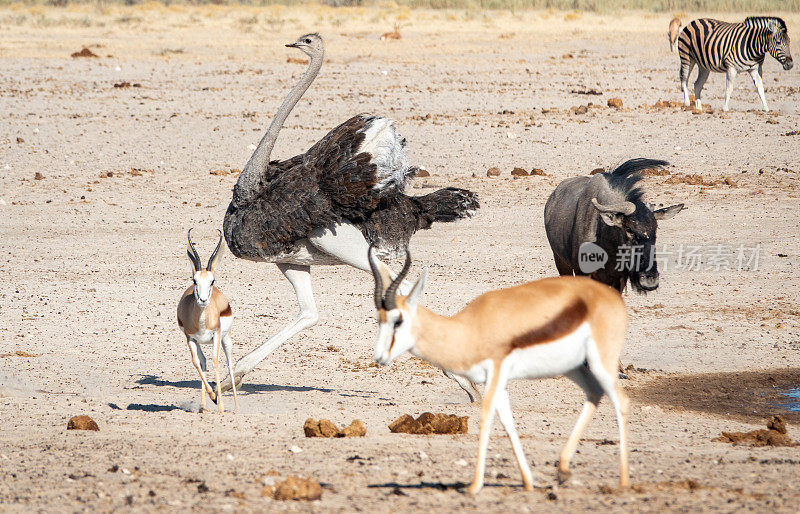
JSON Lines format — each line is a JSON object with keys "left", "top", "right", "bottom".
{"left": 544, "top": 159, "right": 684, "bottom": 294}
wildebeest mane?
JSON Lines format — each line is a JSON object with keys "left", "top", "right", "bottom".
{"left": 744, "top": 16, "right": 787, "bottom": 32}
{"left": 603, "top": 158, "right": 668, "bottom": 204}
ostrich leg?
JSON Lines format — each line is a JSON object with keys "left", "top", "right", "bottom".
{"left": 218, "top": 222, "right": 480, "bottom": 401}
{"left": 219, "top": 263, "right": 318, "bottom": 393}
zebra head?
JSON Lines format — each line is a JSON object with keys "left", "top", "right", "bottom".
{"left": 766, "top": 20, "right": 793, "bottom": 70}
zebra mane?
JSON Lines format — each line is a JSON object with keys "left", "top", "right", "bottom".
{"left": 744, "top": 16, "right": 787, "bottom": 33}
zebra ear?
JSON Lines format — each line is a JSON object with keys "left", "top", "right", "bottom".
{"left": 767, "top": 20, "right": 779, "bottom": 34}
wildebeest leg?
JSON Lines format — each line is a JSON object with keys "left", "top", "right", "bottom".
{"left": 553, "top": 253, "right": 574, "bottom": 276}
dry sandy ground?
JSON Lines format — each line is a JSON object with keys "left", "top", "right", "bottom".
{"left": 1, "top": 5, "right": 800, "bottom": 511}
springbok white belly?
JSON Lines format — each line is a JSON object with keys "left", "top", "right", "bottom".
{"left": 459, "top": 323, "right": 593, "bottom": 384}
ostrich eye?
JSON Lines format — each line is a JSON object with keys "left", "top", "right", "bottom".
{"left": 304, "top": 38, "right": 311, "bottom": 44}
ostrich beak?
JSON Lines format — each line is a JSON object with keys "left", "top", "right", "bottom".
{"left": 286, "top": 43, "right": 299, "bottom": 48}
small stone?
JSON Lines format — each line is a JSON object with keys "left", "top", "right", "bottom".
{"left": 607, "top": 98, "right": 623, "bottom": 108}
{"left": 511, "top": 167, "right": 528, "bottom": 177}
{"left": 67, "top": 415, "right": 99, "bottom": 431}
{"left": 263, "top": 476, "right": 322, "bottom": 501}
{"left": 415, "top": 168, "right": 430, "bottom": 177}
{"left": 486, "top": 167, "right": 501, "bottom": 177}
{"left": 289, "top": 445, "right": 302, "bottom": 453}
{"left": 340, "top": 419, "right": 366, "bottom": 438}
{"left": 34, "top": 172, "right": 45, "bottom": 180}
{"left": 589, "top": 168, "right": 605, "bottom": 175}
{"left": 529, "top": 168, "right": 547, "bottom": 176}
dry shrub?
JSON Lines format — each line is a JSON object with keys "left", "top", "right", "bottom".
{"left": 71, "top": 47, "right": 98, "bottom": 58}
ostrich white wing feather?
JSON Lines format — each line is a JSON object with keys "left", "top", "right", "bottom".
{"left": 357, "top": 116, "right": 411, "bottom": 192}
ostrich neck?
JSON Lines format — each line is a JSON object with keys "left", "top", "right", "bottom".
{"left": 233, "top": 51, "right": 324, "bottom": 203}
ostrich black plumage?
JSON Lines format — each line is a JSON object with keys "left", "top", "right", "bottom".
{"left": 219, "top": 33, "right": 480, "bottom": 399}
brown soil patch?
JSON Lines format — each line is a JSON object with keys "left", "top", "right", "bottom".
{"left": 713, "top": 415, "right": 798, "bottom": 447}
{"left": 262, "top": 476, "right": 322, "bottom": 501}
{"left": 486, "top": 167, "right": 501, "bottom": 177}
{"left": 67, "top": 415, "right": 99, "bottom": 431}
{"left": 607, "top": 98, "right": 623, "bottom": 108}
{"left": 389, "top": 412, "right": 468, "bottom": 434}
{"left": 286, "top": 57, "right": 309, "bottom": 65}
{"left": 303, "top": 418, "right": 366, "bottom": 438}
{"left": 664, "top": 173, "right": 737, "bottom": 187}
{"left": 0, "top": 350, "right": 40, "bottom": 358}
{"left": 415, "top": 168, "right": 430, "bottom": 177}
{"left": 639, "top": 167, "right": 670, "bottom": 176}
{"left": 71, "top": 47, "right": 98, "bottom": 58}
{"left": 652, "top": 99, "right": 684, "bottom": 109}
{"left": 631, "top": 368, "right": 800, "bottom": 423}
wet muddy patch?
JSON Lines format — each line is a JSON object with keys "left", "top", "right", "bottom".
{"left": 630, "top": 368, "right": 800, "bottom": 423}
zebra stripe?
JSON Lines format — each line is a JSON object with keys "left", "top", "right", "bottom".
{"left": 677, "top": 17, "right": 793, "bottom": 112}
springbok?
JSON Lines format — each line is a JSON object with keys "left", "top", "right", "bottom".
{"left": 368, "top": 247, "right": 630, "bottom": 495}
{"left": 669, "top": 17, "right": 682, "bottom": 52}
{"left": 177, "top": 229, "right": 238, "bottom": 413}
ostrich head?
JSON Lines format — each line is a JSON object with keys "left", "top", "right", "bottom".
{"left": 286, "top": 33, "right": 324, "bottom": 59}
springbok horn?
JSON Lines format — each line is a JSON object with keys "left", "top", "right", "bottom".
{"left": 367, "top": 244, "right": 384, "bottom": 310}
{"left": 187, "top": 229, "right": 202, "bottom": 272}
{"left": 383, "top": 247, "right": 412, "bottom": 311}
{"left": 591, "top": 198, "right": 636, "bottom": 216}
{"left": 207, "top": 229, "right": 223, "bottom": 271}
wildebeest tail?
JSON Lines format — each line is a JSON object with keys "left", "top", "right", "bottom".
{"left": 412, "top": 187, "right": 479, "bottom": 227}
{"left": 610, "top": 158, "right": 669, "bottom": 178}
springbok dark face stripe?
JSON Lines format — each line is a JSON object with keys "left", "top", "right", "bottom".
{"left": 509, "top": 299, "right": 589, "bottom": 350}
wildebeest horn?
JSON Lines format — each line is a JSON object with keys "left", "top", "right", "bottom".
{"left": 187, "top": 229, "right": 202, "bottom": 272}
{"left": 383, "top": 247, "right": 412, "bottom": 311}
{"left": 591, "top": 197, "right": 636, "bottom": 216}
{"left": 368, "top": 244, "right": 384, "bottom": 310}
{"left": 207, "top": 229, "right": 223, "bottom": 271}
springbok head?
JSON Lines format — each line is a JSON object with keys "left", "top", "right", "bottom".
{"left": 187, "top": 229, "right": 224, "bottom": 307}
{"left": 368, "top": 246, "right": 426, "bottom": 366}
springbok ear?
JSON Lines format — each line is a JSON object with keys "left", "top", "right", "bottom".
{"left": 406, "top": 268, "right": 427, "bottom": 307}
{"left": 599, "top": 212, "right": 624, "bottom": 227}
{"left": 653, "top": 203, "right": 684, "bottom": 220}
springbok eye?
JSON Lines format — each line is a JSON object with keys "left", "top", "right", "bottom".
{"left": 211, "top": 279, "right": 215, "bottom": 286}
{"left": 394, "top": 316, "right": 403, "bottom": 328}
{"left": 304, "top": 38, "right": 311, "bottom": 44}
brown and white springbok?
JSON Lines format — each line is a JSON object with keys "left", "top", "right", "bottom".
{"left": 368, "top": 247, "right": 630, "bottom": 495}
{"left": 669, "top": 17, "right": 682, "bottom": 52}
{"left": 177, "top": 229, "right": 238, "bottom": 413}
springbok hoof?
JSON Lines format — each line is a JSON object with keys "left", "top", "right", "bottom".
{"left": 557, "top": 469, "right": 572, "bottom": 485}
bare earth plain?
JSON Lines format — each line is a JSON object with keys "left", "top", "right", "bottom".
{"left": 1, "top": 5, "right": 799, "bottom": 512}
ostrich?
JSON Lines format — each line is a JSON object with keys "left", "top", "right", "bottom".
{"left": 219, "top": 33, "right": 480, "bottom": 400}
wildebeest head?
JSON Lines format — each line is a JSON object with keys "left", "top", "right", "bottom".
{"left": 590, "top": 160, "right": 684, "bottom": 293}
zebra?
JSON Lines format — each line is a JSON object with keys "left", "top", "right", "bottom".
{"left": 678, "top": 17, "right": 793, "bottom": 112}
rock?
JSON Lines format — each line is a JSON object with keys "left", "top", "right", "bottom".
{"left": 607, "top": 98, "right": 623, "bottom": 108}
{"left": 340, "top": 420, "right": 366, "bottom": 438}
{"left": 71, "top": 47, "right": 98, "bottom": 58}
{"left": 589, "top": 167, "right": 605, "bottom": 175}
{"left": 67, "top": 415, "right": 99, "bottom": 431}
{"left": 415, "top": 168, "right": 430, "bottom": 177}
{"left": 713, "top": 415, "right": 798, "bottom": 447}
{"left": 389, "top": 412, "right": 468, "bottom": 435}
{"left": 263, "top": 476, "right": 322, "bottom": 501}
{"left": 530, "top": 168, "right": 547, "bottom": 176}
{"left": 303, "top": 418, "right": 366, "bottom": 438}
{"left": 34, "top": 172, "right": 45, "bottom": 180}
{"left": 511, "top": 167, "right": 528, "bottom": 177}
{"left": 571, "top": 105, "right": 588, "bottom": 115}
{"left": 486, "top": 167, "right": 501, "bottom": 177}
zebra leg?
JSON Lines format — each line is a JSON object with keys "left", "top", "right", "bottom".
{"left": 693, "top": 68, "right": 710, "bottom": 109}
{"left": 723, "top": 67, "right": 738, "bottom": 112}
{"left": 750, "top": 66, "right": 768, "bottom": 112}
{"left": 680, "top": 59, "right": 695, "bottom": 106}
